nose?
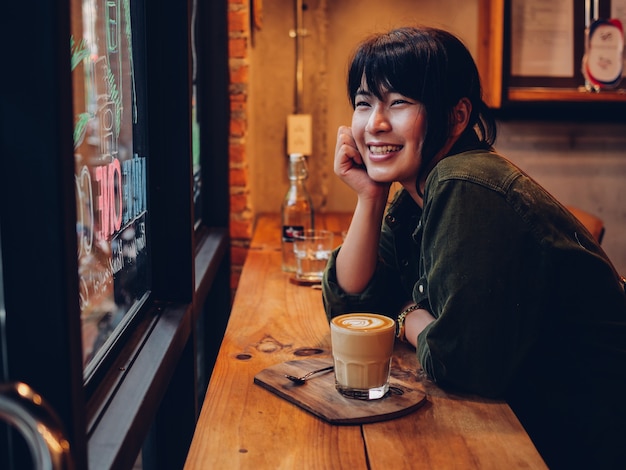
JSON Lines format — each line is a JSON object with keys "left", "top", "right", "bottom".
{"left": 365, "top": 104, "right": 391, "bottom": 133}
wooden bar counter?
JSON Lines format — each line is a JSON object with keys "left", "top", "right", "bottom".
{"left": 184, "top": 213, "right": 547, "bottom": 469}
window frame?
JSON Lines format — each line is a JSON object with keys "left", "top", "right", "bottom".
{"left": 0, "top": 0, "right": 230, "bottom": 468}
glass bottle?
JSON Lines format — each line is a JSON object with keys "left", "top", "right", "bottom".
{"left": 281, "top": 153, "right": 314, "bottom": 272}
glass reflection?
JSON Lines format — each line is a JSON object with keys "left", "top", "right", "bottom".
{"left": 191, "top": 0, "right": 202, "bottom": 227}
{"left": 71, "top": 0, "right": 149, "bottom": 375}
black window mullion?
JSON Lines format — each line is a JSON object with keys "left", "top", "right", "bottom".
{"left": 145, "top": 0, "right": 194, "bottom": 303}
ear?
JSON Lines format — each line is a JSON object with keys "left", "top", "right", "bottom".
{"left": 451, "top": 97, "right": 471, "bottom": 137}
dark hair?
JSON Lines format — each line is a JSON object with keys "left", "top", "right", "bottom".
{"left": 347, "top": 26, "right": 496, "bottom": 172}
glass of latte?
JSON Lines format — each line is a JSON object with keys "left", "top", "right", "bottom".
{"left": 330, "top": 313, "right": 395, "bottom": 400}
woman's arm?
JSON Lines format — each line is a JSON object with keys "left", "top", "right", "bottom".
{"left": 403, "top": 306, "right": 436, "bottom": 348}
{"left": 417, "top": 177, "right": 542, "bottom": 396}
{"left": 335, "top": 196, "right": 388, "bottom": 293}
{"left": 333, "top": 126, "right": 390, "bottom": 294}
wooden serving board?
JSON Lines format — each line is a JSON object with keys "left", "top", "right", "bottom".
{"left": 253, "top": 357, "right": 427, "bottom": 425}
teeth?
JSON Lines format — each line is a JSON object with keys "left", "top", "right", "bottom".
{"left": 369, "top": 145, "right": 401, "bottom": 155}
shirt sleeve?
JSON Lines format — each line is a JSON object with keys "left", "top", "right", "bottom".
{"left": 416, "top": 178, "right": 550, "bottom": 397}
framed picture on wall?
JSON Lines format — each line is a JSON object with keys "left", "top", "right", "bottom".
{"left": 478, "top": 0, "right": 626, "bottom": 117}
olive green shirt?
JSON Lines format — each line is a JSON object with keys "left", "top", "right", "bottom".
{"left": 322, "top": 149, "right": 626, "bottom": 469}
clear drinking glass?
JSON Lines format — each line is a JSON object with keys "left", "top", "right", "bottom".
{"left": 293, "top": 229, "right": 333, "bottom": 283}
{"left": 330, "top": 313, "right": 395, "bottom": 400}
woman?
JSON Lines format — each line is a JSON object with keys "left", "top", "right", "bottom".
{"left": 322, "top": 26, "right": 626, "bottom": 469}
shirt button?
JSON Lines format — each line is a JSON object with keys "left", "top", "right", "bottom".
{"left": 418, "top": 284, "right": 424, "bottom": 293}
{"left": 401, "top": 259, "right": 409, "bottom": 267}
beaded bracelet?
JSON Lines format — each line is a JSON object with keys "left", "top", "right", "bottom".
{"left": 396, "top": 304, "right": 421, "bottom": 343}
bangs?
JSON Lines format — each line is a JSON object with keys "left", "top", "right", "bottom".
{"left": 348, "top": 30, "right": 431, "bottom": 106}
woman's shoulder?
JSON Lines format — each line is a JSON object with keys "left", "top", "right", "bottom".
{"left": 429, "top": 149, "right": 522, "bottom": 195}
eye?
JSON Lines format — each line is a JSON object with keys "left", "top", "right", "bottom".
{"left": 354, "top": 98, "right": 371, "bottom": 108}
{"left": 391, "top": 98, "right": 410, "bottom": 106}
{"left": 387, "top": 92, "right": 415, "bottom": 106}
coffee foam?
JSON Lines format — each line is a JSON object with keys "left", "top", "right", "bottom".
{"left": 331, "top": 313, "right": 394, "bottom": 332}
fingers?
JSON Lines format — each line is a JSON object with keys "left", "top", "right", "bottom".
{"left": 336, "top": 126, "right": 357, "bottom": 156}
{"left": 335, "top": 126, "right": 363, "bottom": 174}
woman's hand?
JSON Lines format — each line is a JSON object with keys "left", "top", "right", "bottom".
{"left": 335, "top": 126, "right": 390, "bottom": 201}
{"left": 334, "top": 126, "right": 391, "bottom": 294}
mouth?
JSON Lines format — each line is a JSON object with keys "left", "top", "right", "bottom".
{"left": 368, "top": 144, "right": 402, "bottom": 155}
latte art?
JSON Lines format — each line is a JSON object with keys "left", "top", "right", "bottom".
{"left": 334, "top": 313, "right": 394, "bottom": 331}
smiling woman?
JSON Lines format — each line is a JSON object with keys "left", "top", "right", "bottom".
{"left": 349, "top": 87, "right": 427, "bottom": 193}
{"left": 323, "top": 26, "right": 626, "bottom": 470}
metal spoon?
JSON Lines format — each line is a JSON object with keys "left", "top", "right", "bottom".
{"left": 284, "top": 365, "right": 334, "bottom": 385}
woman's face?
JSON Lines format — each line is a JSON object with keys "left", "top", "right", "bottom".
{"left": 351, "top": 79, "right": 427, "bottom": 192}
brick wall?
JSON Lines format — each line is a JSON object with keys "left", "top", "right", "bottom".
{"left": 228, "top": 0, "right": 253, "bottom": 294}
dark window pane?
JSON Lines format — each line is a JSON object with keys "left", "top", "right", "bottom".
{"left": 71, "top": 0, "right": 150, "bottom": 375}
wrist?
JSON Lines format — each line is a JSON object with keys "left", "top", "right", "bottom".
{"left": 396, "top": 304, "right": 421, "bottom": 343}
